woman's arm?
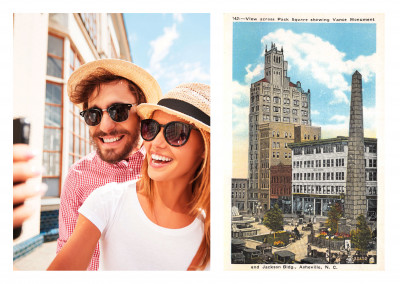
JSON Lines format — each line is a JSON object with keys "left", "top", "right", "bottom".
{"left": 47, "top": 214, "right": 101, "bottom": 270}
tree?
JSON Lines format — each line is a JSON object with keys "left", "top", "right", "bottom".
{"left": 327, "top": 202, "right": 343, "bottom": 234}
{"left": 351, "top": 214, "right": 372, "bottom": 255}
{"left": 263, "top": 203, "right": 284, "bottom": 238}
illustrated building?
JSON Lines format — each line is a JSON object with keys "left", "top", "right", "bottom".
{"left": 13, "top": 13, "right": 131, "bottom": 247}
{"left": 270, "top": 164, "right": 292, "bottom": 214}
{"left": 247, "top": 43, "right": 321, "bottom": 214}
{"left": 231, "top": 178, "right": 248, "bottom": 213}
{"left": 289, "top": 137, "right": 377, "bottom": 218}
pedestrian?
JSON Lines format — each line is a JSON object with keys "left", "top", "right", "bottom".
{"left": 48, "top": 83, "right": 210, "bottom": 270}
{"left": 56, "top": 59, "right": 162, "bottom": 270}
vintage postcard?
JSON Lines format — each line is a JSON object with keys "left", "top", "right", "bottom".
{"left": 225, "top": 13, "right": 384, "bottom": 271}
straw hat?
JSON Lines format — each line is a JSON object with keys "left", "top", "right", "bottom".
{"left": 137, "top": 83, "right": 210, "bottom": 133}
{"left": 67, "top": 59, "right": 162, "bottom": 109}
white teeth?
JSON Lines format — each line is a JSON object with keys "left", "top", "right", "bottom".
{"left": 103, "top": 136, "right": 121, "bottom": 143}
{"left": 151, "top": 154, "right": 172, "bottom": 162}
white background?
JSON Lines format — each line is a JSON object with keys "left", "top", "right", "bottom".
{"left": 2, "top": 0, "right": 400, "bottom": 283}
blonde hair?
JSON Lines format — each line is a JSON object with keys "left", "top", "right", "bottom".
{"left": 140, "top": 128, "right": 210, "bottom": 270}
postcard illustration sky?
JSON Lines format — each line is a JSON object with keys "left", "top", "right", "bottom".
{"left": 232, "top": 22, "right": 377, "bottom": 178}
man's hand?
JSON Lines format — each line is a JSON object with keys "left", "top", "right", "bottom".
{"left": 13, "top": 144, "right": 47, "bottom": 228}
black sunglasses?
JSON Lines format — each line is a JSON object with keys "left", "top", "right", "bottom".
{"left": 80, "top": 103, "right": 135, "bottom": 126}
{"left": 141, "top": 119, "right": 198, "bottom": 147}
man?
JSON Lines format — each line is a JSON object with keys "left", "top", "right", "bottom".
{"left": 57, "top": 59, "right": 162, "bottom": 270}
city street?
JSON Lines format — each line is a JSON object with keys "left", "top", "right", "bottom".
{"left": 13, "top": 241, "right": 56, "bottom": 270}
{"left": 242, "top": 216, "right": 377, "bottom": 263}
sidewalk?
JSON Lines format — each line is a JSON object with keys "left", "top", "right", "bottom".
{"left": 13, "top": 241, "right": 57, "bottom": 270}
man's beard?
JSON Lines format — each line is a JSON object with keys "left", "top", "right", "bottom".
{"left": 90, "top": 128, "right": 140, "bottom": 164}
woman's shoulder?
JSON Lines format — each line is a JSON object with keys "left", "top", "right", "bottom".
{"left": 87, "top": 180, "right": 138, "bottom": 204}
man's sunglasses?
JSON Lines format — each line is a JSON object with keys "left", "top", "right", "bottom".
{"left": 80, "top": 103, "right": 135, "bottom": 126}
{"left": 141, "top": 119, "right": 198, "bottom": 147}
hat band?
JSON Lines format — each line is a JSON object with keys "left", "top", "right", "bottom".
{"left": 158, "top": 98, "right": 210, "bottom": 126}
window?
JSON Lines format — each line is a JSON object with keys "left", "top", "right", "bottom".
{"left": 336, "top": 144, "right": 344, "bottom": 152}
{"left": 323, "top": 144, "right": 333, "bottom": 153}
{"left": 43, "top": 81, "right": 63, "bottom": 196}
{"left": 47, "top": 34, "right": 64, "bottom": 78}
{"left": 294, "top": 148, "right": 302, "bottom": 155}
{"left": 305, "top": 146, "right": 313, "bottom": 155}
{"left": 42, "top": 34, "right": 65, "bottom": 197}
{"left": 80, "top": 13, "right": 98, "bottom": 47}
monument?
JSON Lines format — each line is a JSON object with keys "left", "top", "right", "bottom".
{"left": 344, "top": 70, "right": 367, "bottom": 229}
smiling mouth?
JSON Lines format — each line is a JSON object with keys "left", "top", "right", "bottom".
{"left": 151, "top": 153, "right": 172, "bottom": 164}
{"left": 100, "top": 135, "right": 123, "bottom": 143}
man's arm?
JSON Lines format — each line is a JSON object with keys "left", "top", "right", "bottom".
{"left": 48, "top": 214, "right": 100, "bottom": 270}
{"left": 57, "top": 170, "right": 80, "bottom": 253}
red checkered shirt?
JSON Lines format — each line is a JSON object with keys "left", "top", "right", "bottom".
{"left": 56, "top": 146, "right": 146, "bottom": 270}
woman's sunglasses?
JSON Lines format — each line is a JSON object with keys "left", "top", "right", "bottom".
{"left": 80, "top": 103, "right": 135, "bottom": 126}
{"left": 141, "top": 119, "right": 198, "bottom": 147}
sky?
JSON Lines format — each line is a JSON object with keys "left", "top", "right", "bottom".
{"left": 124, "top": 13, "right": 210, "bottom": 95}
{"left": 232, "top": 21, "right": 377, "bottom": 178}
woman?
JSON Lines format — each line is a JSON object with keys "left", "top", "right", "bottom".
{"left": 48, "top": 83, "right": 210, "bottom": 270}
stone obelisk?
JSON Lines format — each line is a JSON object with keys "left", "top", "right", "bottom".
{"left": 344, "top": 71, "right": 367, "bottom": 228}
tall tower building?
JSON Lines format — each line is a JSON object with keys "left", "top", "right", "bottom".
{"left": 344, "top": 71, "right": 367, "bottom": 226}
{"left": 247, "top": 43, "right": 321, "bottom": 214}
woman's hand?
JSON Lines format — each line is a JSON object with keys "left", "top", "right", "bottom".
{"left": 13, "top": 144, "right": 47, "bottom": 228}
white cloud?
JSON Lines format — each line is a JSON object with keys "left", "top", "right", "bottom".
{"left": 320, "top": 122, "right": 349, "bottom": 139}
{"left": 244, "top": 63, "right": 263, "bottom": 84}
{"left": 232, "top": 81, "right": 250, "bottom": 139}
{"left": 317, "top": 106, "right": 376, "bottom": 139}
{"left": 330, "top": 115, "right": 348, "bottom": 123}
{"left": 363, "top": 106, "right": 377, "bottom": 133}
{"left": 173, "top": 13, "right": 184, "bottom": 23}
{"left": 260, "top": 29, "right": 376, "bottom": 105}
{"left": 146, "top": 22, "right": 210, "bottom": 92}
{"left": 149, "top": 24, "right": 179, "bottom": 72}
{"left": 330, "top": 90, "right": 349, "bottom": 105}
{"left": 232, "top": 80, "right": 250, "bottom": 105}
{"left": 311, "top": 110, "right": 320, "bottom": 115}
{"left": 232, "top": 103, "right": 249, "bottom": 139}
{"left": 160, "top": 61, "right": 210, "bottom": 92}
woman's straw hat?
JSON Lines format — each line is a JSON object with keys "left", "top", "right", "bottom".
{"left": 67, "top": 59, "right": 162, "bottom": 108}
{"left": 137, "top": 83, "right": 210, "bottom": 132}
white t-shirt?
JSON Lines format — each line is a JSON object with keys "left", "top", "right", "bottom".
{"left": 78, "top": 180, "right": 204, "bottom": 270}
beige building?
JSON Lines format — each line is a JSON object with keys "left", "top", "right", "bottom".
{"left": 247, "top": 43, "right": 321, "bottom": 215}
{"left": 13, "top": 13, "right": 131, "bottom": 247}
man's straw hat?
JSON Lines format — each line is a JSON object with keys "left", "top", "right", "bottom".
{"left": 67, "top": 59, "right": 162, "bottom": 108}
{"left": 137, "top": 83, "right": 210, "bottom": 133}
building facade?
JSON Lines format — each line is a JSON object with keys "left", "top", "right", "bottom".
{"left": 231, "top": 178, "right": 248, "bottom": 213}
{"left": 289, "top": 137, "right": 377, "bottom": 218}
{"left": 13, "top": 13, "right": 131, "bottom": 244}
{"left": 270, "top": 164, "right": 292, "bottom": 214}
{"left": 247, "top": 43, "right": 320, "bottom": 214}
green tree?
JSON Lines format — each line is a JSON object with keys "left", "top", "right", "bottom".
{"left": 351, "top": 214, "right": 372, "bottom": 254}
{"left": 327, "top": 202, "right": 343, "bottom": 234}
{"left": 263, "top": 203, "right": 284, "bottom": 238}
